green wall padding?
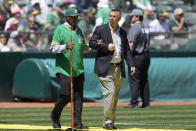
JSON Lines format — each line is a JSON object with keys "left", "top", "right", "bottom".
{"left": 84, "top": 58, "right": 196, "bottom": 102}
{"left": 1, "top": 51, "right": 196, "bottom": 101}
{"left": 13, "top": 57, "right": 196, "bottom": 102}
{"left": 13, "top": 59, "right": 52, "bottom": 100}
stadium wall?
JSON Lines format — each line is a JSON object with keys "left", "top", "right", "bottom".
{"left": 1, "top": 50, "right": 196, "bottom": 101}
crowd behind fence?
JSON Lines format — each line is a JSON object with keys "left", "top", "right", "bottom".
{"left": 1, "top": 30, "right": 196, "bottom": 52}
{"left": 1, "top": 0, "right": 196, "bottom": 52}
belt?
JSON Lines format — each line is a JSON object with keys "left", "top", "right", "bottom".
{"left": 110, "top": 63, "right": 121, "bottom": 66}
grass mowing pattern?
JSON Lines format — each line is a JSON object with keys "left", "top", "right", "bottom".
{"left": 0, "top": 105, "right": 196, "bottom": 130}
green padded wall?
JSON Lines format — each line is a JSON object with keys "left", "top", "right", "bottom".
{"left": 13, "top": 59, "right": 52, "bottom": 101}
{"left": 12, "top": 57, "right": 196, "bottom": 102}
{"left": 1, "top": 50, "right": 196, "bottom": 101}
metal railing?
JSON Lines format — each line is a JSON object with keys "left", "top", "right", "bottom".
{"left": 1, "top": 30, "right": 196, "bottom": 51}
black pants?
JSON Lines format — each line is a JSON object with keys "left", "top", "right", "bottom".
{"left": 128, "top": 52, "right": 150, "bottom": 106}
{"left": 51, "top": 73, "right": 84, "bottom": 126}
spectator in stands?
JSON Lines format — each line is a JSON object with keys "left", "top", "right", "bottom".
{"left": 7, "top": 31, "right": 26, "bottom": 51}
{"left": 27, "top": 0, "right": 50, "bottom": 29}
{"left": 94, "top": 0, "right": 111, "bottom": 28}
{"left": 132, "top": 0, "right": 154, "bottom": 18}
{"left": 0, "top": 33, "right": 10, "bottom": 52}
{"left": 20, "top": 15, "right": 42, "bottom": 51}
{"left": 44, "top": 1, "right": 64, "bottom": 31}
{"left": 169, "top": 8, "right": 192, "bottom": 39}
{"left": 4, "top": 5, "right": 24, "bottom": 31}
{"left": 121, "top": 15, "right": 132, "bottom": 32}
{"left": 149, "top": 10, "right": 170, "bottom": 49}
{"left": 169, "top": 8, "right": 192, "bottom": 49}
{"left": 75, "top": 0, "right": 94, "bottom": 13}
{"left": 0, "top": 0, "right": 13, "bottom": 30}
{"left": 78, "top": 8, "right": 96, "bottom": 41}
{"left": 149, "top": 10, "right": 170, "bottom": 40}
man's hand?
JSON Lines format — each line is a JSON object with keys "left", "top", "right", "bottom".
{"left": 108, "top": 43, "right": 115, "bottom": 51}
{"left": 97, "top": 39, "right": 104, "bottom": 45}
{"left": 130, "top": 67, "right": 136, "bottom": 75}
{"left": 66, "top": 42, "right": 74, "bottom": 50}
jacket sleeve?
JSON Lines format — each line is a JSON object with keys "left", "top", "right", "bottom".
{"left": 89, "top": 26, "right": 108, "bottom": 53}
{"left": 124, "top": 32, "right": 134, "bottom": 67}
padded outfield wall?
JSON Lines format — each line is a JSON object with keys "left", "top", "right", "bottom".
{"left": 1, "top": 50, "right": 196, "bottom": 101}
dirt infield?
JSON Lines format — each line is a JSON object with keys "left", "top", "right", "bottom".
{"left": 1, "top": 101, "right": 196, "bottom": 108}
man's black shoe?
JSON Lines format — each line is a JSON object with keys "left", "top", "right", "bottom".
{"left": 51, "top": 113, "right": 61, "bottom": 128}
{"left": 74, "top": 124, "right": 88, "bottom": 129}
{"left": 125, "top": 104, "right": 138, "bottom": 108}
{"left": 103, "top": 123, "right": 119, "bottom": 130}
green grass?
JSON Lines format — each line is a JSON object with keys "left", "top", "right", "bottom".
{"left": 1, "top": 105, "right": 196, "bottom": 131}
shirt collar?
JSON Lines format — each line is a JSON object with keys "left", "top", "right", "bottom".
{"left": 109, "top": 23, "right": 120, "bottom": 32}
{"left": 64, "top": 21, "right": 75, "bottom": 30}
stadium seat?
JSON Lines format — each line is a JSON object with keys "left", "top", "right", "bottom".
{"left": 186, "top": 38, "right": 196, "bottom": 50}
{"left": 176, "top": 5, "right": 193, "bottom": 12}
{"left": 172, "top": 0, "right": 184, "bottom": 6}
{"left": 152, "top": 0, "right": 170, "bottom": 6}
{"left": 184, "top": 12, "right": 196, "bottom": 26}
{"left": 155, "top": 5, "right": 173, "bottom": 12}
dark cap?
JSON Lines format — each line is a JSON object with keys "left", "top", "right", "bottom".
{"left": 130, "top": 9, "right": 143, "bottom": 16}
{"left": 63, "top": 8, "right": 79, "bottom": 16}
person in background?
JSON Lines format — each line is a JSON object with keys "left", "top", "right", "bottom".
{"left": 0, "top": 33, "right": 10, "bottom": 52}
{"left": 149, "top": 10, "right": 170, "bottom": 40}
{"left": 126, "top": 9, "right": 150, "bottom": 108}
{"left": 149, "top": 10, "right": 170, "bottom": 49}
{"left": 7, "top": 31, "right": 26, "bottom": 51}
{"left": 94, "top": 0, "right": 111, "bottom": 29}
{"left": 75, "top": 0, "right": 94, "bottom": 13}
{"left": 50, "top": 8, "right": 89, "bottom": 129}
{"left": 132, "top": 0, "right": 153, "bottom": 17}
{"left": 4, "top": 5, "right": 24, "bottom": 31}
{"left": 44, "top": 1, "right": 65, "bottom": 44}
{"left": 20, "top": 15, "right": 42, "bottom": 51}
{"left": 77, "top": 8, "right": 96, "bottom": 41}
{"left": 27, "top": 0, "right": 50, "bottom": 29}
{"left": 169, "top": 8, "right": 192, "bottom": 49}
{"left": 169, "top": 8, "right": 192, "bottom": 39}
{"left": 0, "top": 0, "right": 14, "bottom": 30}
{"left": 89, "top": 8, "right": 135, "bottom": 129}
{"left": 45, "top": 1, "right": 64, "bottom": 31}
{"left": 121, "top": 15, "right": 132, "bottom": 32}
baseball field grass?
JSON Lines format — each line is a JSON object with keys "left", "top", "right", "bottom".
{"left": 0, "top": 105, "right": 196, "bottom": 131}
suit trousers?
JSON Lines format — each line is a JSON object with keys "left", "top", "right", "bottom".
{"left": 51, "top": 73, "right": 84, "bottom": 126}
{"left": 98, "top": 64, "right": 122, "bottom": 126}
{"left": 128, "top": 52, "right": 150, "bottom": 106}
